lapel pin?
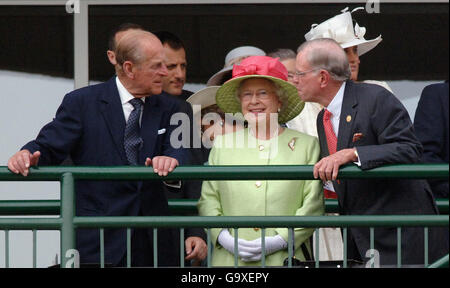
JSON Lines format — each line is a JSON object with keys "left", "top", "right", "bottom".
{"left": 346, "top": 115, "right": 352, "bottom": 122}
{"left": 288, "top": 137, "right": 297, "bottom": 151}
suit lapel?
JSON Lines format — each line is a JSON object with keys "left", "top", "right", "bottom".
{"left": 99, "top": 77, "right": 128, "bottom": 164}
{"left": 316, "top": 108, "right": 329, "bottom": 159}
{"left": 139, "top": 95, "right": 163, "bottom": 164}
{"left": 337, "top": 81, "right": 358, "bottom": 151}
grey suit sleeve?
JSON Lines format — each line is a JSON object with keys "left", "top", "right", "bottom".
{"left": 356, "top": 89, "right": 423, "bottom": 170}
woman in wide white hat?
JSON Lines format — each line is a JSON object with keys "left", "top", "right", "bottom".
{"left": 186, "top": 86, "right": 245, "bottom": 153}
{"left": 198, "top": 55, "right": 324, "bottom": 266}
{"left": 305, "top": 7, "right": 392, "bottom": 92}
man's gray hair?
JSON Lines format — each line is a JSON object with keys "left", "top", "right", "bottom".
{"left": 267, "top": 48, "right": 296, "bottom": 61}
{"left": 297, "top": 38, "right": 351, "bottom": 81}
{"left": 116, "top": 30, "right": 155, "bottom": 67}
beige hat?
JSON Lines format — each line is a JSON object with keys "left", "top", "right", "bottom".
{"left": 186, "top": 86, "right": 220, "bottom": 110}
{"left": 305, "top": 7, "right": 382, "bottom": 56}
{"left": 206, "top": 46, "right": 266, "bottom": 86}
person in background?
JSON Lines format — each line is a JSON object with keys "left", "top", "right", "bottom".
{"left": 304, "top": 7, "right": 392, "bottom": 93}
{"left": 294, "top": 38, "right": 447, "bottom": 265}
{"left": 107, "top": 22, "right": 144, "bottom": 68}
{"left": 187, "top": 86, "right": 245, "bottom": 161}
{"left": 268, "top": 48, "right": 323, "bottom": 138}
{"left": 154, "top": 31, "right": 193, "bottom": 100}
{"left": 198, "top": 56, "right": 324, "bottom": 266}
{"left": 207, "top": 46, "right": 266, "bottom": 86}
{"left": 414, "top": 81, "right": 449, "bottom": 199}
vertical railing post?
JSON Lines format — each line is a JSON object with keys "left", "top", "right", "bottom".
{"left": 60, "top": 172, "right": 76, "bottom": 268}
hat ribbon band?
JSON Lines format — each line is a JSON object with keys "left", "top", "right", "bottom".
{"left": 233, "top": 58, "right": 287, "bottom": 81}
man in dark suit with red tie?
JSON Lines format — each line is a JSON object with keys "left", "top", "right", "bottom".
{"left": 293, "top": 38, "right": 448, "bottom": 266}
{"left": 7, "top": 30, "right": 189, "bottom": 267}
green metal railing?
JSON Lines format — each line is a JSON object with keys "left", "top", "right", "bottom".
{"left": 0, "top": 164, "right": 448, "bottom": 268}
{"left": 0, "top": 198, "right": 448, "bottom": 216}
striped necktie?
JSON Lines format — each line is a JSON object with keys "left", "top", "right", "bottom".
{"left": 124, "top": 98, "right": 143, "bottom": 165}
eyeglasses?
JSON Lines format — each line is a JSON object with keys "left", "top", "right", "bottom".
{"left": 239, "top": 89, "right": 275, "bottom": 101}
{"left": 293, "top": 68, "right": 319, "bottom": 79}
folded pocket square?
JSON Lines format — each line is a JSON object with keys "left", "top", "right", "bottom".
{"left": 158, "top": 128, "right": 166, "bottom": 135}
{"left": 352, "top": 133, "right": 363, "bottom": 142}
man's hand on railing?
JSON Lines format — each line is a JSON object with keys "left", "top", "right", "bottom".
{"left": 7, "top": 149, "right": 41, "bottom": 176}
{"left": 240, "top": 235, "right": 288, "bottom": 262}
{"left": 313, "top": 148, "right": 358, "bottom": 181}
{"left": 145, "top": 156, "right": 179, "bottom": 176}
{"left": 185, "top": 236, "right": 207, "bottom": 265}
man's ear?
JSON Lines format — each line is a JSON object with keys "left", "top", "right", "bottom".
{"left": 107, "top": 50, "right": 116, "bottom": 65}
{"left": 122, "top": 61, "right": 135, "bottom": 79}
{"left": 319, "top": 70, "right": 330, "bottom": 88}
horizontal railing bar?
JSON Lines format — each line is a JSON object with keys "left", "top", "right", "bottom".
{"left": 1, "top": 198, "right": 448, "bottom": 215}
{"left": 2, "top": 215, "right": 446, "bottom": 230}
{"left": 0, "top": 218, "right": 62, "bottom": 229}
{"left": 0, "top": 200, "right": 61, "bottom": 215}
{"left": 0, "top": 164, "right": 448, "bottom": 181}
{"left": 72, "top": 215, "right": 449, "bottom": 229}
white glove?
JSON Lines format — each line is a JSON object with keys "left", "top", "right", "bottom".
{"left": 217, "top": 229, "right": 261, "bottom": 259}
{"left": 240, "top": 235, "right": 288, "bottom": 262}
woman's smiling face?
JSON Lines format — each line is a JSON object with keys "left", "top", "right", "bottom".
{"left": 238, "top": 78, "right": 282, "bottom": 125}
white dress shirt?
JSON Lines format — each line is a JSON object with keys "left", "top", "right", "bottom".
{"left": 324, "top": 81, "right": 346, "bottom": 136}
{"left": 116, "top": 77, "right": 144, "bottom": 124}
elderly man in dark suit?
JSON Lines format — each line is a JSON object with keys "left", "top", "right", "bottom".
{"left": 414, "top": 82, "right": 449, "bottom": 199}
{"left": 8, "top": 30, "right": 189, "bottom": 267}
{"left": 293, "top": 38, "right": 447, "bottom": 266}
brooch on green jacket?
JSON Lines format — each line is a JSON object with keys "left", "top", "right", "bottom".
{"left": 288, "top": 137, "right": 298, "bottom": 151}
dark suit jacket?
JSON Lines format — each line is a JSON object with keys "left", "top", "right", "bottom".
{"left": 22, "top": 77, "right": 189, "bottom": 266}
{"left": 414, "top": 82, "right": 449, "bottom": 198}
{"left": 316, "top": 80, "right": 447, "bottom": 265}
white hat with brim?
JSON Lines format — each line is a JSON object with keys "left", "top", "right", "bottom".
{"left": 304, "top": 7, "right": 382, "bottom": 56}
{"left": 186, "top": 86, "right": 220, "bottom": 109}
{"left": 215, "top": 75, "right": 304, "bottom": 124}
{"left": 339, "top": 35, "right": 382, "bottom": 57}
{"left": 186, "top": 86, "right": 221, "bottom": 118}
{"left": 206, "top": 46, "right": 266, "bottom": 86}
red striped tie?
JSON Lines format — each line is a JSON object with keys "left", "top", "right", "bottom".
{"left": 323, "top": 109, "right": 337, "bottom": 155}
{"left": 323, "top": 109, "right": 338, "bottom": 199}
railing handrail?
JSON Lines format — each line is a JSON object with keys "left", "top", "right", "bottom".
{"left": 0, "top": 215, "right": 447, "bottom": 230}
{"left": 0, "top": 198, "right": 448, "bottom": 215}
{"left": 0, "top": 163, "right": 448, "bottom": 181}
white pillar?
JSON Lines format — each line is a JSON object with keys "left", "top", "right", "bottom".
{"left": 73, "top": 0, "right": 89, "bottom": 89}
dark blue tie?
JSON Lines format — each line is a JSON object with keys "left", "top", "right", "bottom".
{"left": 124, "top": 98, "right": 143, "bottom": 165}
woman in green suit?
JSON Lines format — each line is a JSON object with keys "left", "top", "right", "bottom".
{"left": 198, "top": 56, "right": 324, "bottom": 266}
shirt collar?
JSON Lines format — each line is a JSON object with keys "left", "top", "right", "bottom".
{"left": 325, "top": 81, "right": 346, "bottom": 117}
{"left": 116, "top": 76, "right": 145, "bottom": 105}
